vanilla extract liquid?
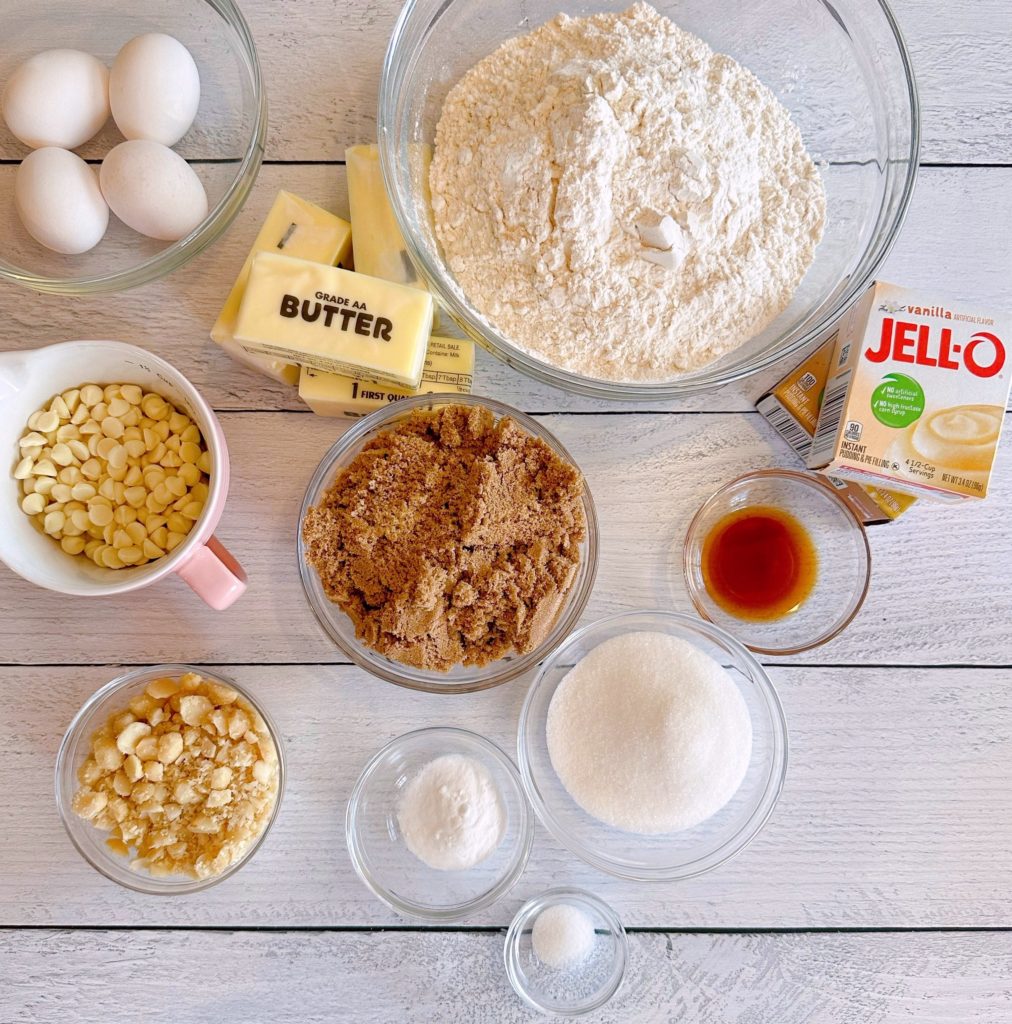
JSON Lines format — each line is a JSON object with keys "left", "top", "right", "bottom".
{"left": 701, "top": 505, "right": 818, "bottom": 621}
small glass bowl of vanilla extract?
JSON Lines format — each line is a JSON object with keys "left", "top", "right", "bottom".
{"left": 683, "top": 469, "right": 871, "bottom": 655}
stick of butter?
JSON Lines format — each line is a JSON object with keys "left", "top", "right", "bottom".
{"left": 346, "top": 143, "right": 439, "bottom": 327}
{"left": 298, "top": 335, "right": 475, "bottom": 418}
{"left": 235, "top": 252, "right": 433, "bottom": 389}
{"left": 211, "top": 190, "right": 353, "bottom": 386}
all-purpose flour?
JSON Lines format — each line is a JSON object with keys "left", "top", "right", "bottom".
{"left": 430, "top": 3, "right": 826, "bottom": 382}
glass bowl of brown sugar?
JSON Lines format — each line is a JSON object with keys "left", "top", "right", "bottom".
{"left": 297, "top": 394, "right": 599, "bottom": 693}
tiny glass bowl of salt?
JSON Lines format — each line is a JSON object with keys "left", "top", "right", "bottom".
{"left": 518, "top": 610, "right": 788, "bottom": 882}
{"left": 346, "top": 727, "right": 534, "bottom": 921}
{"left": 504, "top": 888, "right": 628, "bottom": 1016}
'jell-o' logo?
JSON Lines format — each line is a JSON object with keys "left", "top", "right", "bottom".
{"left": 865, "top": 318, "right": 1006, "bottom": 379}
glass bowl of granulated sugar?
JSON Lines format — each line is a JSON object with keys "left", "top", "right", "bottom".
{"left": 378, "top": 0, "right": 919, "bottom": 400}
{"left": 517, "top": 610, "right": 788, "bottom": 882}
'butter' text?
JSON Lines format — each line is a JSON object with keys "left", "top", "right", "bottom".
{"left": 280, "top": 294, "right": 393, "bottom": 341}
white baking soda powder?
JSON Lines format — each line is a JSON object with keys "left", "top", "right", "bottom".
{"left": 546, "top": 632, "right": 753, "bottom": 833}
{"left": 397, "top": 754, "right": 506, "bottom": 870}
{"left": 532, "top": 904, "right": 596, "bottom": 969}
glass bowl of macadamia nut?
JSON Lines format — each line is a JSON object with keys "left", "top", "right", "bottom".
{"left": 55, "top": 664, "right": 284, "bottom": 894}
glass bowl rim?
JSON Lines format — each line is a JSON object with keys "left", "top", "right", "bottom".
{"left": 503, "top": 885, "right": 629, "bottom": 1017}
{"left": 296, "top": 392, "right": 599, "bottom": 694}
{"left": 54, "top": 662, "right": 286, "bottom": 895}
{"left": 0, "top": 0, "right": 267, "bottom": 295}
{"left": 517, "top": 609, "right": 789, "bottom": 882}
{"left": 682, "top": 467, "right": 873, "bottom": 655}
{"left": 377, "top": 0, "right": 921, "bottom": 399}
{"left": 344, "top": 725, "right": 535, "bottom": 922}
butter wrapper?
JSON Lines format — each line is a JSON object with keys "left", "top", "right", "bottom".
{"left": 299, "top": 335, "right": 475, "bottom": 418}
{"left": 235, "top": 252, "right": 433, "bottom": 389}
{"left": 211, "top": 190, "right": 353, "bottom": 386}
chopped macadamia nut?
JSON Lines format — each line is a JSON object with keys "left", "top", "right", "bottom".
{"left": 146, "top": 677, "right": 180, "bottom": 700}
{"left": 116, "top": 721, "right": 152, "bottom": 755}
{"left": 157, "top": 732, "right": 184, "bottom": 765}
{"left": 71, "top": 673, "right": 279, "bottom": 880}
{"left": 72, "top": 789, "right": 108, "bottom": 819}
{"left": 134, "top": 736, "right": 159, "bottom": 761}
{"left": 93, "top": 736, "right": 124, "bottom": 772}
{"left": 179, "top": 694, "right": 213, "bottom": 726}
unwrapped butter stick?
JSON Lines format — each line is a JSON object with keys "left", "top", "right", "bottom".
{"left": 234, "top": 252, "right": 433, "bottom": 389}
{"left": 346, "top": 143, "right": 439, "bottom": 326}
{"left": 211, "top": 190, "right": 353, "bottom": 385}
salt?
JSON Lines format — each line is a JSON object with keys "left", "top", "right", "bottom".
{"left": 532, "top": 904, "right": 596, "bottom": 969}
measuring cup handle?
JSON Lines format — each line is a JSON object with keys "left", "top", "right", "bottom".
{"left": 175, "top": 535, "right": 247, "bottom": 610}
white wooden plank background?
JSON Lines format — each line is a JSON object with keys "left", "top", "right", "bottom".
{"left": 1, "top": 411, "right": 1010, "bottom": 666}
{"left": 3, "top": 664, "right": 1011, "bottom": 929}
{"left": 3, "top": 930, "right": 1010, "bottom": 1024}
{"left": 1, "top": 0, "right": 1010, "bottom": 1019}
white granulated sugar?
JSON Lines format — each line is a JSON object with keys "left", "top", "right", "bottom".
{"left": 546, "top": 632, "right": 753, "bottom": 834}
{"left": 430, "top": 2, "right": 826, "bottom": 382}
{"left": 396, "top": 754, "right": 506, "bottom": 871}
{"left": 532, "top": 903, "right": 596, "bottom": 969}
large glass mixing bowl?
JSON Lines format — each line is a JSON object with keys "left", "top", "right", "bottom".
{"left": 379, "top": 0, "right": 919, "bottom": 400}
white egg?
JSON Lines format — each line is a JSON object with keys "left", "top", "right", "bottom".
{"left": 14, "top": 147, "right": 109, "bottom": 254}
{"left": 2, "top": 49, "right": 110, "bottom": 150}
{"left": 109, "top": 34, "right": 200, "bottom": 147}
{"left": 100, "top": 139, "right": 208, "bottom": 241}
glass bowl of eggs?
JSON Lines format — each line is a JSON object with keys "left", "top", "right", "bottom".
{"left": 0, "top": 0, "right": 265, "bottom": 294}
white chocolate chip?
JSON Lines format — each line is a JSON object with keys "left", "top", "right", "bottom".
{"left": 15, "top": 386, "right": 209, "bottom": 570}
{"left": 21, "top": 493, "right": 45, "bottom": 515}
{"left": 35, "top": 410, "right": 60, "bottom": 433}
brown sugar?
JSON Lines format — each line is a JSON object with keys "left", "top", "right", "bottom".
{"left": 301, "top": 404, "right": 587, "bottom": 671}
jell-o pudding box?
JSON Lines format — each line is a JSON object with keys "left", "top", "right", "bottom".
{"left": 808, "top": 281, "right": 1011, "bottom": 500}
